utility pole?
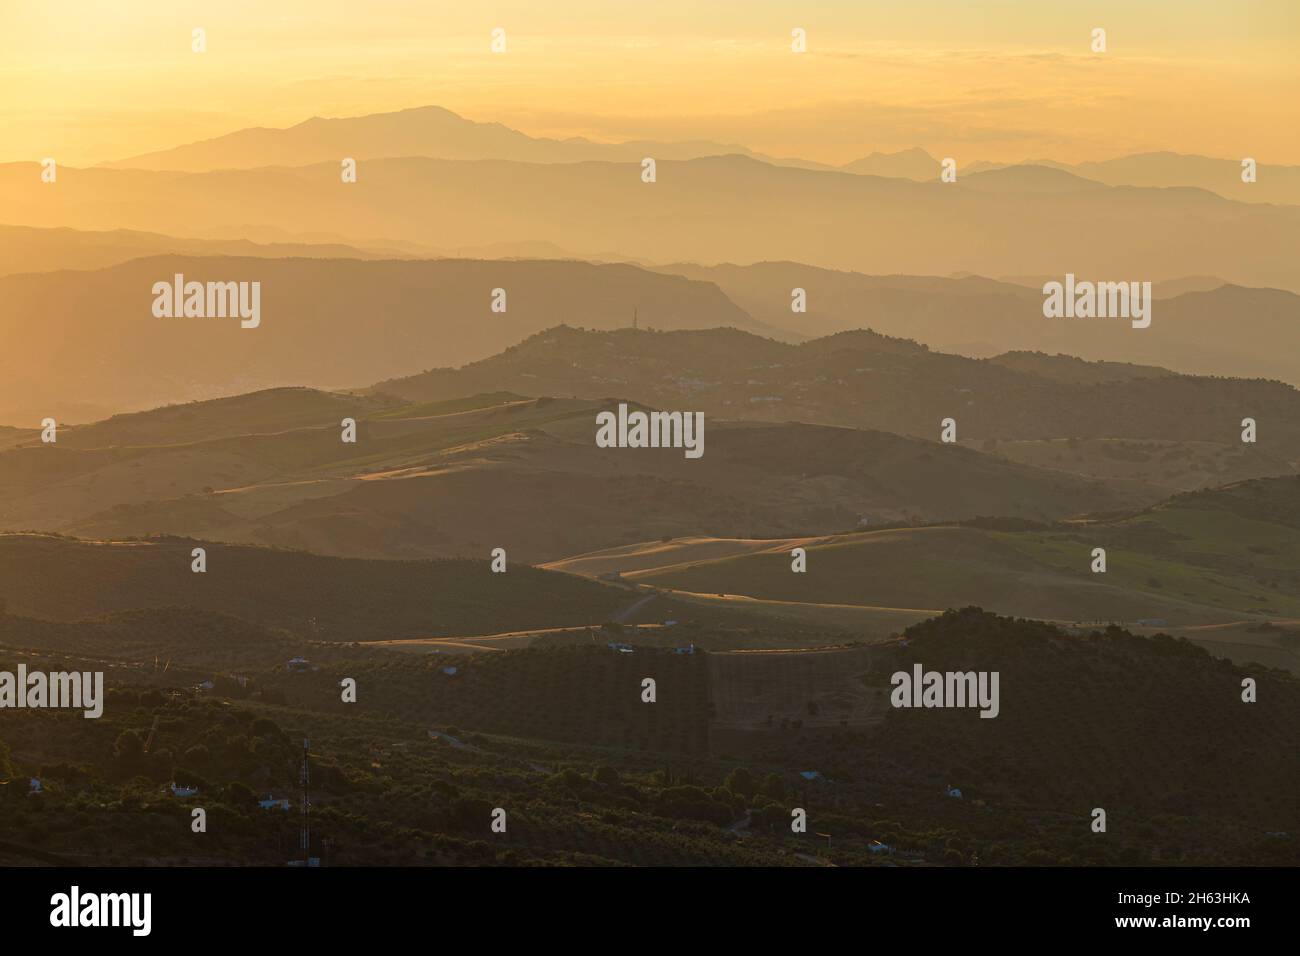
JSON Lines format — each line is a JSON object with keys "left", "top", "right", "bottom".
{"left": 300, "top": 737, "right": 310, "bottom": 865}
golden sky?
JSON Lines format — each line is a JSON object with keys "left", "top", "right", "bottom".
{"left": 2, "top": 0, "right": 1297, "bottom": 167}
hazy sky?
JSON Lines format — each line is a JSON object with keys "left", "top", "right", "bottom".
{"left": 3, "top": 0, "right": 1297, "bottom": 166}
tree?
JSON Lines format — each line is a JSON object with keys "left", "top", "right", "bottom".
{"left": 594, "top": 765, "right": 620, "bottom": 786}
{"left": 760, "top": 773, "right": 785, "bottom": 800}
{"left": 724, "top": 767, "right": 756, "bottom": 799}
{"left": 173, "top": 768, "right": 210, "bottom": 790}
{"left": 114, "top": 730, "right": 144, "bottom": 762}
{"left": 139, "top": 689, "right": 164, "bottom": 708}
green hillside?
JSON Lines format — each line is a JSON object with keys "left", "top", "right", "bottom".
{"left": 633, "top": 478, "right": 1300, "bottom": 634}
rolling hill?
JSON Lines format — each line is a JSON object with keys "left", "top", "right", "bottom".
{"left": 0, "top": 390, "right": 1150, "bottom": 563}
{"left": 375, "top": 326, "right": 1300, "bottom": 458}
{"left": 0, "top": 533, "right": 625, "bottom": 641}
{"left": 856, "top": 608, "right": 1298, "bottom": 840}
{"left": 591, "top": 477, "right": 1300, "bottom": 671}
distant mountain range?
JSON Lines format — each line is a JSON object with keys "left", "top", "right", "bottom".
{"left": 967, "top": 152, "right": 1300, "bottom": 207}
{"left": 842, "top": 146, "right": 1300, "bottom": 206}
{"left": 5, "top": 151, "right": 1296, "bottom": 294}
{"left": 0, "top": 224, "right": 409, "bottom": 278}
{"left": 99, "top": 104, "right": 829, "bottom": 173}
{"left": 1, "top": 243, "right": 1295, "bottom": 427}
{"left": 0, "top": 255, "right": 763, "bottom": 422}
{"left": 839, "top": 147, "right": 939, "bottom": 180}
{"left": 655, "top": 261, "right": 1300, "bottom": 383}
{"left": 98, "top": 105, "right": 1300, "bottom": 207}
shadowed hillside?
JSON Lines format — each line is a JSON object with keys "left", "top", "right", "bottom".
{"left": 0, "top": 533, "right": 625, "bottom": 641}
{"left": 797, "top": 608, "right": 1298, "bottom": 863}
{"left": 376, "top": 326, "right": 1300, "bottom": 453}
{"left": 1, "top": 606, "right": 1292, "bottom": 866}
{"left": 0, "top": 390, "right": 1152, "bottom": 562}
